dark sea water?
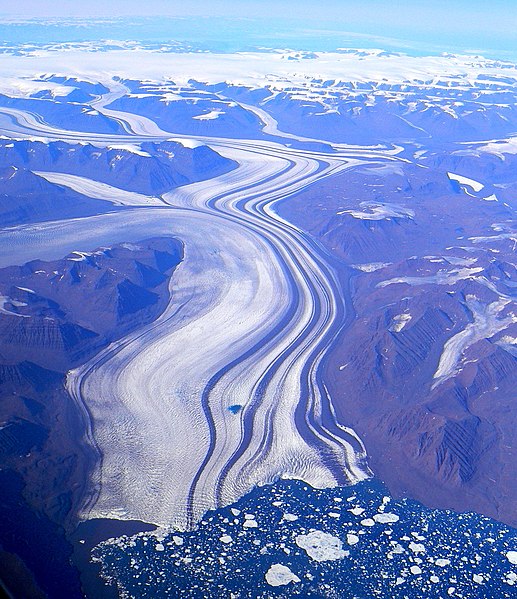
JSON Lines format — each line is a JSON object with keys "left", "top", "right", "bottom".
{"left": 0, "top": 470, "right": 82, "bottom": 599}
{"left": 72, "top": 518, "right": 158, "bottom": 599}
{"left": 93, "top": 478, "right": 517, "bottom": 598}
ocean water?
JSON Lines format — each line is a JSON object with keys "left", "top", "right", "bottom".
{"left": 0, "top": 17, "right": 515, "bottom": 62}
{"left": 93, "top": 478, "right": 517, "bottom": 598}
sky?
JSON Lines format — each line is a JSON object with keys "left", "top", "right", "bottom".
{"left": 0, "top": 1, "right": 516, "bottom": 60}
{"left": 0, "top": 0, "right": 514, "bottom": 26}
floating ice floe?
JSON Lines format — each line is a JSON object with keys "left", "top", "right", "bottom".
{"left": 360, "top": 518, "right": 376, "bottom": 527}
{"left": 409, "top": 541, "right": 426, "bottom": 554}
{"left": 265, "top": 564, "right": 300, "bottom": 587}
{"left": 295, "top": 530, "right": 346, "bottom": 562}
{"left": 374, "top": 512, "right": 400, "bottom": 524}
{"left": 219, "top": 535, "right": 232, "bottom": 544}
{"left": 282, "top": 513, "right": 298, "bottom": 522}
{"left": 435, "top": 558, "right": 451, "bottom": 567}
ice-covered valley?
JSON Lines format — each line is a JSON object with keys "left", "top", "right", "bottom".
{"left": 0, "top": 41, "right": 515, "bottom": 598}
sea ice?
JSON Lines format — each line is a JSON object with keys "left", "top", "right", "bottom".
{"left": 295, "top": 530, "right": 346, "bottom": 562}
{"left": 219, "top": 535, "right": 232, "bottom": 544}
{"left": 374, "top": 513, "right": 400, "bottom": 524}
{"left": 282, "top": 513, "right": 298, "bottom": 522}
{"left": 409, "top": 542, "right": 425, "bottom": 554}
{"left": 360, "top": 518, "right": 375, "bottom": 527}
{"left": 435, "top": 558, "right": 451, "bottom": 567}
{"left": 265, "top": 564, "right": 300, "bottom": 587}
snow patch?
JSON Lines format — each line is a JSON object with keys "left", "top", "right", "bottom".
{"left": 107, "top": 143, "right": 151, "bottom": 157}
{"left": 338, "top": 201, "right": 414, "bottom": 221}
{"left": 167, "top": 137, "right": 203, "bottom": 149}
{"left": 447, "top": 171, "right": 484, "bottom": 193}
{"left": 192, "top": 109, "right": 224, "bottom": 121}
{"left": 389, "top": 314, "right": 411, "bottom": 333}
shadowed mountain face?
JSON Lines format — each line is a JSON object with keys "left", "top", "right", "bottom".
{"left": 0, "top": 165, "right": 116, "bottom": 225}
{"left": 96, "top": 68, "right": 517, "bottom": 145}
{"left": 0, "top": 93, "right": 124, "bottom": 134}
{"left": 0, "top": 238, "right": 182, "bottom": 598}
{"left": 0, "top": 237, "right": 183, "bottom": 370}
{"left": 0, "top": 139, "right": 237, "bottom": 225}
{"left": 106, "top": 79, "right": 265, "bottom": 139}
{"left": 192, "top": 72, "right": 517, "bottom": 145}
{"left": 0, "top": 139, "right": 237, "bottom": 196}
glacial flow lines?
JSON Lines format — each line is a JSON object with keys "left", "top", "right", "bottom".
{"left": 0, "top": 93, "right": 391, "bottom": 529}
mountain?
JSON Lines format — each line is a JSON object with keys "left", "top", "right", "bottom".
{"left": 277, "top": 148, "right": 517, "bottom": 525}
{"left": 0, "top": 139, "right": 237, "bottom": 196}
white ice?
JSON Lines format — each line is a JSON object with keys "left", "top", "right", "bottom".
{"left": 33, "top": 171, "right": 163, "bottom": 206}
{"left": 447, "top": 172, "right": 484, "bottom": 193}
{"left": 0, "top": 295, "right": 29, "bottom": 318}
{"left": 389, "top": 314, "right": 412, "bottom": 333}
{"left": 295, "top": 530, "right": 346, "bottom": 562}
{"left": 433, "top": 297, "right": 516, "bottom": 387}
{"left": 265, "top": 564, "right": 300, "bottom": 587}
{"left": 192, "top": 110, "right": 224, "bottom": 121}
